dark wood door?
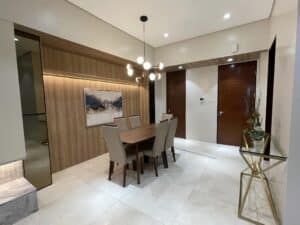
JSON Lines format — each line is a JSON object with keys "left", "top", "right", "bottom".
{"left": 167, "top": 70, "right": 186, "bottom": 138}
{"left": 149, "top": 81, "right": 155, "bottom": 124}
{"left": 217, "top": 61, "right": 257, "bottom": 146}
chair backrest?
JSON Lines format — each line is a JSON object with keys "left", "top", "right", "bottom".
{"left": 152, "top": 120, "right": 169, "bottom": 156}
{"left": 102, "top": 125, "right": 126, "bottom": 165}
{"left": 128, "top": 115, "right": 142, "bottom": 129}
{"left": 161, "top": 113, "right": 173, "bottom": 121}
{"left": 114, "top": 117, "right": 129, "bottom": 131}
{"left": 165, "top": 118, "right": 178, "bottom": 150}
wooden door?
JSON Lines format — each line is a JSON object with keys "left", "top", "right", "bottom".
{"left": 217, "top": 61, "right": 257, "bottom": 146}
{"left": 166, "top": 70, "right": 186, "bottom": 138}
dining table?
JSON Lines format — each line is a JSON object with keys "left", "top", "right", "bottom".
{"left": 120, "top": 124, "right": 156, "bottom": 184}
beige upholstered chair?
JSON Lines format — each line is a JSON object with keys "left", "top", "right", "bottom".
{"left": 102, "top": 125, "right": 143, "bottom": 187}
{"left": 141, "top": 121, "right": 169, "bottom": 176}
{"left": 161, "top": 113, "right": 173, "bottom": 121}
{"left": 128, "top": 115, "right": 142, "bottom": 129}
{"left": 165, "top": 118, "right": 178, "bottom": 162}
{"left": 114, "top": 117, "right": 129, "bottom": 131}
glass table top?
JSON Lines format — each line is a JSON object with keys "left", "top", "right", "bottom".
{"left": 239, "top": 131, "right": 287, "bottom": 161}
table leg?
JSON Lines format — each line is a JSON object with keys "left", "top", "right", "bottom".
{"left": 240, "top": 173, "right": 253, "bottom": 212}
{"left": 260, "top": 174, "right": 280, "bottom": 225}
{"left": 136, "top": 143, "right": 140, "bottom": 184}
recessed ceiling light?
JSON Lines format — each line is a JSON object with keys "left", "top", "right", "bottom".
{"left": 227, "top": 58, "right": 234, "bottom": 62}
{"left": 14, "top": 37, "right": 19, "bottom": 42}
{"left": 178, "top": 65, "right": 183, "bottom": 70}
{"left": 163, "top": 33, "right": 169, "bottom": 38}
{"left": 223, "top": 13, "right": 231, "bottom": 20}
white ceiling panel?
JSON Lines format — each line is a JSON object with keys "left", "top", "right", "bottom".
{"left": 67, "top": 0, "right": 274, "bottom": 47}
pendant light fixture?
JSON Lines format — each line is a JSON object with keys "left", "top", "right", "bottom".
{"left": 126, "top": 15, "right": 165, "bottom": 81}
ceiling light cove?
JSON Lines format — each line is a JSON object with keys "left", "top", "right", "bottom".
{"left": 223, "top": 12, "right": 231, "bottom": 20}
{"left": 227, "top": 58, "right": 234, "bottom": 62}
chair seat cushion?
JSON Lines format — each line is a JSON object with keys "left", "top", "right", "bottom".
{"left": 143, "top": 149, "right": 155, "bottom": 157}
{"left": 126, "top": 152, "right": 144, "bottom": 163}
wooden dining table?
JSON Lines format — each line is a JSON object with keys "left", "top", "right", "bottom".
{"left": 120, "top": 124, "right": 156, "bottom": 184}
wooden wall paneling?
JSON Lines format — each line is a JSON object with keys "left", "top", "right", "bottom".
{"left": 44, "top": 75, "right": 144, "bottom": 172}
{"left": 139, "top": 81, "right": 150, "bottom": 125}
{"left": 41, "top": 40, "right": 149, "bottom": 172}
{"left": 42, "top": 45, "right": 140, "bottom": 85}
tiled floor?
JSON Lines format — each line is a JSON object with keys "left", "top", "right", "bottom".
{"left": 15, "top": 139, "right": 275, "bottom": 225}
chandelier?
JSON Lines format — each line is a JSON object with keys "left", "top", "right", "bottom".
{"left": 126, "top": 15, "right": 164, "bottom": 81}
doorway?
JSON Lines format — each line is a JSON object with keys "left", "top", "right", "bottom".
{"left": 166, "top": 70, "right": 186, "bottom": 138}
{"left": 149, "top": 81, "right": 155, "bottom": 124}
{"left": 15, "top": 30, "right": 52, "bottom": 189}
{"left": 265, "top": 38, "right": 276, "bottom": 155}
{"left": 217, "top": 61, "right": 257, "bottom": 146}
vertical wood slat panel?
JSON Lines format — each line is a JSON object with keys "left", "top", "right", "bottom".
{"left": 42, "top": 44, "right": 149, "bottom": 172}
{"left": 44, "top": 75, "right": 143, "bottom": 172}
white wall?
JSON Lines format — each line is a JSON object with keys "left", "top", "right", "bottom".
{"left": 0, "top": 0, "right": 154, "bottom": 63}
{"left": 256, "top": 51, "right": 269, "bottom": 127}
{"left": 155, "top": 72, "right": 166, "bottom": 123}
{"left": 267, "top": 10, "right": 298, "bottom": 222}
{"left": 186, "top": 66, "right": 218, "bottom": 142}
{"left": 155, "top": 19, "right": 270, "bottom": 66}
{"left": 0, "top": 19, "right": 26, "bottom": 165}
{"left": 284, "top": 3, "right": 300, "bottom": 224}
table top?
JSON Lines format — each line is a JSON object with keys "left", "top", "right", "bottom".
{"left": 120, "top": 124, "right": 156, "bottom": 144}
{"left": 239, "top": 131, "right": 287, "bottom": 161}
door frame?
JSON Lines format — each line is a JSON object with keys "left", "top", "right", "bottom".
{"left": 217, "top": 60, "right": 257, "bottom": 145}
{"left": 265, "top": 38, "right": 277, "bottom": 155}
{"left": 15, "top": 29, "right": 53, "bottom": 190}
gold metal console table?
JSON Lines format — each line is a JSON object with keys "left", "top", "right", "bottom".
{"left": 238, "top": 132, "right": 287, "bottom": 225}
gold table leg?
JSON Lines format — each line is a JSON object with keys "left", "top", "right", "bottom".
{"left": 238, "top": 155, "right": 283, "bottom": 225}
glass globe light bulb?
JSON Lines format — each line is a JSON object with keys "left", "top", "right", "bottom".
{"left": 127, "top": 68, "right": 134, "bottom": 77}
{"left": 159, "top": 62, "right": 164, "bottom": 70}
{"left": 136, "top": 56, "right": 144, "bottom": 65}
{"left": 157, "top": 73, "right": 162, "bottom": 80}
{"left": 143, "top": 61, "right": 152, "bottom": 70}
{"left": 126, "top": 64, "right": 132, "bottom": 70}
{"left": 149, "top": 73, "right": 156, "bottom": 81}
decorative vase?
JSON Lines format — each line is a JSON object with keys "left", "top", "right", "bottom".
{"left": 250, "top": 126, "right": 265, "bottom": 153}
{"left": 253, "top": 139, "right": 265, "bottom": 153}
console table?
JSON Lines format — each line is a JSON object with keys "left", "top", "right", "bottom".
{"left": 238, "top": 131, "right": 287, "bottom": 225}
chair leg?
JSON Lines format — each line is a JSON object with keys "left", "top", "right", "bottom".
{"left": 132, "top": 160, "right": 137, "bottom": 170}
{"left": 153, "top": 157, "right": 158, "bottom": 177}
{"left": 140, "top": 157, "right": 144, "bottom": 174}
{"left": 171, "top": 146, "right": 176, "bottom": 162}
{"left": 162, "top": 151, "right": 168, "bottom": 168}
{"left": 123, "top": 164, "right": 127, "bottom": 187}
{"left": 108, "top": 161, "right": 114, "bottom": 180}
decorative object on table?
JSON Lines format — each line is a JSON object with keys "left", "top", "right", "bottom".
{"left": 84, "top": 88, "right": 123, "bottom": 127}
{"left": 238, "top": 130, "right": 287, "bottom": 225}
{"left": 126, "top": 15, "right": 164, "bottom": 82}
{"left": 245, "top": 97, "right": 265, "bottom": 141}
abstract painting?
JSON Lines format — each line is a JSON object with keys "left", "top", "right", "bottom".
{"left": 84, "top": 88, "right": 123, "bottom": 127}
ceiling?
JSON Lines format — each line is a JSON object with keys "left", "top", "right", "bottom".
{"left": 67, "top": 0, "right": 275, "bottom": 47}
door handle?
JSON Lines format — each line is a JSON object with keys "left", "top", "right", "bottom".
{"left": 218, "top": 111, "right": 224, "bottom": 116}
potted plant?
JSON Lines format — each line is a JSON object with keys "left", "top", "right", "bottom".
{"left": 245, "top": 97, "right": 265, "bottom": 152}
